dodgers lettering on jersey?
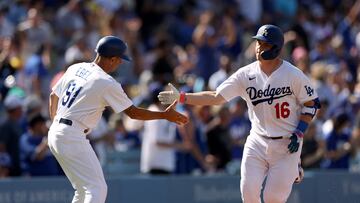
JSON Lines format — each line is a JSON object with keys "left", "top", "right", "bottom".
{"left": 52, "top": 62, "right": 133, "bottom": 129}
{"left": 246, "top": 84, "right": 292, "bottom": 106}
{"left": 216, "top": 61, "right": 318, "bottom": 138}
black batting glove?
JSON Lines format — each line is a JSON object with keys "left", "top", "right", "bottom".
{"left": 288, "top": 130, "right": 303, "bottom": 153}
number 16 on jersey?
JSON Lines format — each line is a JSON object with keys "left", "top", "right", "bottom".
{"left": 62, "top": 81, "right": 82, "bottom": 108}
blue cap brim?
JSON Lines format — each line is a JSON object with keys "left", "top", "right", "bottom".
{"left": 252, "top": 35, "right": 268, "bottom": 43}
{"left": 121, "top": 54, "right": 132, "bottom": 62}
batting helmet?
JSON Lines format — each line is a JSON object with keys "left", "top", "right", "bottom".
{"left": 252, "top": 24, "right": 284, "bottom": 60}
{"left": 95, "top": 36, "right": 131, "bottom": 61}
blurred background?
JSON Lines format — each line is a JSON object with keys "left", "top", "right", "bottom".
{"left": 1, "top": 0, "right": 360, "bottom": 202}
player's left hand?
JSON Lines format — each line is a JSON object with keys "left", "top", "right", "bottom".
{"left": 288, "top": 131, "right": 302, "bottom": 153}
{"left": 158, "top": 83, "right": 180, "bottom": 105}
{"left": 164, "top": 100, "right": 188, "bottom": 125}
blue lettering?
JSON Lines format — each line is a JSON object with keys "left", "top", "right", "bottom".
{"left": 75, "top": 67, "right": 91, "bottom": 80}
{"left": 246, "top": 85, "right": 293, "bottom": 106}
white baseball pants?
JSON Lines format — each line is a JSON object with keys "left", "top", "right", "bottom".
{"left": 240, "top": 134, "right": 301, "bottom": 203}
{"left": 48, "top": 122, "right": 107, "bottom": 203}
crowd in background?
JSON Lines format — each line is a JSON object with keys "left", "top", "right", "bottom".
{"left": 1, "top": 0, "right": 360, "bottom": 178}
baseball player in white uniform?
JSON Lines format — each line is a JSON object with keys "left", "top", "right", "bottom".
{"left": 158, "top": 25, "right": 320, "bottom": 203}
{"left": 48, "top": 36, "right": 188, "bottom": 203}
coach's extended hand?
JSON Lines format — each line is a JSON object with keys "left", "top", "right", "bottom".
{"left": 164, "top": 100, "right": 188, "bottom": 125}
{"left": 158, "top": 83, "right": 180, "bottom": 105}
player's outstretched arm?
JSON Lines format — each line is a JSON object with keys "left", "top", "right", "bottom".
{"left": 123, "top": 101, "right": 188, "bottom": 125}
{"left": 158, "top": 83, "right": 226, "bottom": 106}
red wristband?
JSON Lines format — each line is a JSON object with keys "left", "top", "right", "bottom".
{"left": 179, "top": 91, "right": 186, "bottom": 104}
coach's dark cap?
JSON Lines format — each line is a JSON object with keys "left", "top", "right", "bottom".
{"left": 95, "top": 36, "right": 131, "bottom": 61}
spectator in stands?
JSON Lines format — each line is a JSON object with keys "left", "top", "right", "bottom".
{"left": 20, "top": 114, "right": 59, "bottom": 176}
{"left": 23, "top": 94, "right": 42, "bottom": 117}
{"left": 176, "top": 104, "right": 212, "bottom": 174}
{"left": 141, "top": 85, "right": 191, "bottom": 175}
{"left": 310, "top": 62, "right": 335, "bottom": 117}
{"left": 0, "top": 143, "right": 11, "bottom": 178}
{"left": 151, "top": 39, "right": 175, "bottom": 85}
{"left": 19, "top": 44, "right": 49, "bottom": 99}
{"left": 174, "top": 85, "right": 214, "bottom": 174}
{"left": 17, "top": 7, "right": 53, "bottom": 62}
{"left": 301, "top": 100, "right": 330, "bottom": 170}
{"left": 20, "top": 94, "right": 42, "bottom": 132}
{"left": 108, "top": 114, "right": 141, "bottom": 152}
{"left": 0, "top": 94, "right": 23, "bottom": 176}
{"left": 208, "top": 54, "right": 233, "bottom": 91}
{"left": 87, "top": 116, "right": 112, "bottom": 167}
{"left": 0, "top": 6, "right": 14, "bottom": 38}
{"left": 218, "top": 15, "right": 242, "bottom": 59}
{"left": 192, "top": 10, "right": 220, "bottom": 83}
{"left": 228, "top": 99, "right": 251, "bottom": 162}
{"left": 55, "top": 0, "right": 85, "bottom": 53}
{"left": 301, "top": 122, "right": 325, "bottom": 169}
{"left": 291, "top": 46, "right": 309, "bottom": 74}
{"left": 316, "top": 99, "right": 330, "bottom": 136}
{"left": 324, "top": 113, "right": 353, "bottom": 169}
{"left": 0, "top": 35, "right": 22, "bottom": 100}
{"left": 205, "top": 106, "right": 233, "bottom": 171}
{"left": 64, "top": 32, "right": 92, "bottom": 67}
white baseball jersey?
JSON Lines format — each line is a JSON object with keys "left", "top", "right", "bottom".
{"left": 216, "top": 60, "right": 318, "bottom": 138}
{"left": 52, "top": 62, "right": 133, "bottom": 129}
